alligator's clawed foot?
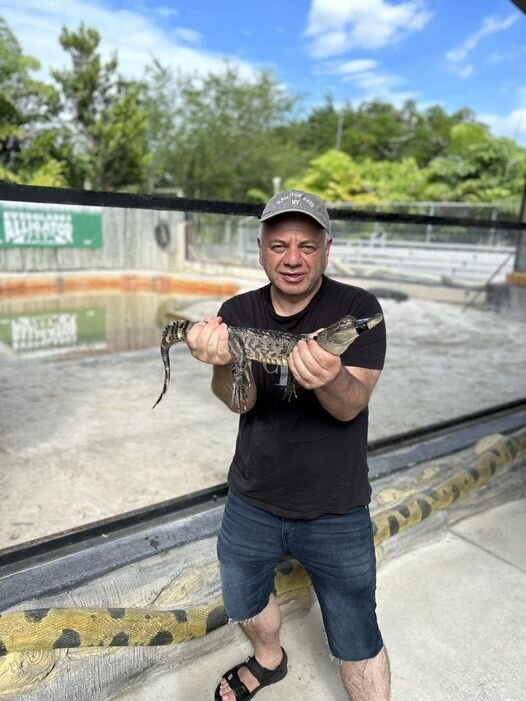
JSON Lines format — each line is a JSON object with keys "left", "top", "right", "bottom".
{"left": 231, "top": 382, "right": 248, "bottom": 412}
{"left": 283, "top": 379, "right": 298, "bottom": 402}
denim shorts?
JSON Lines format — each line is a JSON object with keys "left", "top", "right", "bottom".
{"left": 217, "top": 490, "right": 384, "bottom": 661}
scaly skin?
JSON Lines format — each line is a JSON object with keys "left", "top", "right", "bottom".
{"left": 152, "top": 313, "right": 383, "bottom": 411}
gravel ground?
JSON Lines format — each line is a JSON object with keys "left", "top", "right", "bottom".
{"left": 1, "top": 292, "right": 525, "bottom": 549}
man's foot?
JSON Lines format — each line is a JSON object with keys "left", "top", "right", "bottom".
{"left": 215, "top": 648, "right": 287, "bottom": 700}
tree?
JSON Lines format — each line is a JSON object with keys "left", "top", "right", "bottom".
{"left": 283, "top": 98, "right": 480, "bottom": 169}
{"left": 286, "top": 149, "right": 426, "bottom": 205}
{"left": 0, "top": 16, "right": 66, "bottom": 185}
{"left": 285, "top": 150, "right": 380, "bottom": 205}
{"left": 51, "top": 23, "right": 151, "bottom": 190}
{"left": 407, "top": 104, "right": 476, "bottom": 165}
{"left": 142, "top": 59, "right": 178, "bottom": 190}
{"left": 360, "top": 157, "right": 425, "bottom": 202}
{"left": 290, "top": 95, "right": 341, "bottom": 156}
{"left": 143, "top": 61, "right": 304, "bottom": 200}
{"left": 421, "top": 123, "right": 526, "bottom": 212}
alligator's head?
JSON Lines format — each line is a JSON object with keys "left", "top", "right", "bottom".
{"left": 314, "top": 313, "right": 384, "bottom": 355}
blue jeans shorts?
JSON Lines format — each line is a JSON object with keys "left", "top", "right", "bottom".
{"left": 217, "top": 490, "right": 384, "bottom": 661}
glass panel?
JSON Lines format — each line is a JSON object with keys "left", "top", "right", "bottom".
{"left": 0, "top": 202, "right": 524, "bottom": 549}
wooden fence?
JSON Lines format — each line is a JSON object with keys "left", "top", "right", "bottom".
{"left": 0, "top": 204, "right": 186, "bottom": 273}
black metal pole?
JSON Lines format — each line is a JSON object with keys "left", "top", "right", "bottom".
{"left": 513, "top": 174, "right": 526, "bottom": 272}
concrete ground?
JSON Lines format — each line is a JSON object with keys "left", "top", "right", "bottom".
{"left": 116, "top": 497, "right": 526, "bottom": 701}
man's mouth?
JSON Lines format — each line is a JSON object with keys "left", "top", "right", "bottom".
{"left": 280, "top": 272, "right": 305, "bottom": 283}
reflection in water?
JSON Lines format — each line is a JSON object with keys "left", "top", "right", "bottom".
{"left": 0, "top": 291, "right": 201, "bottom": 360}
{"left": 1, "top": 309, "right": 106, "bottom": 358}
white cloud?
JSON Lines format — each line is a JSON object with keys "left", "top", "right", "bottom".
{"left": 154, "top": 6, "right": 179, "bottom": 20}
{"left": 320, "top": 58, "right": 417, "bottom": 106}
{"left": 305, "top": 0, "right": 433, "bottom": 58}
{"left": 488, "top": 52, "right": 502, "bottom": 65}
{"left": 457, "top": 64, "right": 473, "bottom": 79}
{"left": 479, "top": 109, "right": 526, "bottom": 146}
{"left": 0, "top": 0, "right": 258, "bottom": 82}
{"left": 171, "top": 27, "right": 201, "bottom": 45}
{"left": 335, "top": 59, "right": 378, "bottom": 74}
{"left": 446, "top": 14, "right": 519, "bottom": 79}
{"left": 342, "top": 69, "right": 404, "bottom": 91}
{"left": 479, "top": 87, "right": 526, "bottom": 146}
{"left": 488, "top": 44, "right": 526, "bottom": 65}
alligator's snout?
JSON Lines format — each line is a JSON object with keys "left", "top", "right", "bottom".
{"left": 355, "top": 313, "right": 383, "bottom": 334}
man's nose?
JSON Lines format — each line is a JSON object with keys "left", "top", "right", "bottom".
{"left": 283, "top": 246, "right": 302, "bottom": 266}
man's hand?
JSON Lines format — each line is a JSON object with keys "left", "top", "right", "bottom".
{"left": 186, "top": 316, "right": 232, "bottom": 366}
{"left": 288, "top": 335, "right": 381, "bottom": 422}
{"left": 288, "top": 338, "right": 342, "bottom": 390}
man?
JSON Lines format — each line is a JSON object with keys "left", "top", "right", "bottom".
{"left": 186, "top": 190, "right": 390, "bottom": 700}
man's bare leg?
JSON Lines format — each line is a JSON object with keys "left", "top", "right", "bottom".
{"left": 218, "top": 593, "right": 284, "bottom": 701}
{"left": 339, "top": 646, "right": 391, "bottom": 701}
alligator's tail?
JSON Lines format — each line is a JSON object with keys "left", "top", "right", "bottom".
{"left": 152, "top": 321, "right": 195, "bottom": 408}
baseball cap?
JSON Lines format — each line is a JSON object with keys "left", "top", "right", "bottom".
{"left": 260, "top": 190, "right": 331, "bottom": 234}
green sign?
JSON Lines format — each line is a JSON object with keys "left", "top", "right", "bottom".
{"left": 0, "top": 307, "right": 106, "bottom": 357}
{"left": 0, "top": 202, "right": 103, "bottom": 248}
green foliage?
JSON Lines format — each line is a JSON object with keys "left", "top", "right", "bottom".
{"left": 143, "top": 61, "right": 305, "bottom": 199}
{"left": 290, "top": 95, "right": 340, "bottom": 157}
{"left": 245, "top": 188, "right": 270, "bottom": 203}
{"left": 142, "top": 60, "right": 178, "bottom": 189}
{"left": 1, "top": 17, "right": 524, "bottom": 212}
{"left": 420, "top": 123, "right": 526, "bottom": 212}
{"left": 286, "top": 119, "right": 525, "bottom": 213}
{"left": 286, "top": 150, "right": 380, "bottom": 205}
{"left": 360, "top": 158, "right": 425, "bottom": 202}
{"left": 51, "top": 23, "right": 151, "bottom": 190}
{"left": 286, "top": 150, "right": 426, "bottom": 205}
{"left": 289, "top": 98, "right": 478, "bottom": 167}
{"left": 0, "top": 16, "right": 63, "bottom": 184}
{"left": 0, "top": 163, "right": 19, "bottom": 183}
{"left": 25, "top": 159, "right": 67, "bottom": 187}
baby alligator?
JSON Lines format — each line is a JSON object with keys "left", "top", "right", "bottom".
{"left": 153, "top": 313, "right": 383, "bottom": 411}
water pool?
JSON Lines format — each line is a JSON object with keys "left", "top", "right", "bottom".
{"left": 0, "top": 290, "right": 211, "bottom": 360}
{"left": 0, "top": 287, "right": 524, "bottom": 550}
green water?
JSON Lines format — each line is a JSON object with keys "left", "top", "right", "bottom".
{"left": 0, "top": 291, "right": 200, "bottom": 360}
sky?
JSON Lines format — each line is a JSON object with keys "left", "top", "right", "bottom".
{"left": 1, "top": 0, "right": 526, "bottom": 144}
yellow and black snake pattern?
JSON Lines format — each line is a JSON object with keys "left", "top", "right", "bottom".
{"left": 0, "top": 430, "right": 524, "bottom": 659}
{"left": 0, "top": 560, "right": 311, "bottom": 656}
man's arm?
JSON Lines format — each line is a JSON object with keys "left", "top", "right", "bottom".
{"left": 288, "top": 339, "right": 381, "bottom": 421}
{"left": 186, "top": 316, "right": 257, "bottom": 414}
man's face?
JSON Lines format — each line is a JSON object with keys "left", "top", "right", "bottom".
{"left": 258, "top": 214, "right": 332, "bottom": 301}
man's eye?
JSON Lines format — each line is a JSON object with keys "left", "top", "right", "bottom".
{"left": 301, "top": 245, "right": 316, "bottom": 252}
{"left": 271, "top": 245, "right": 286, "bottom": 252}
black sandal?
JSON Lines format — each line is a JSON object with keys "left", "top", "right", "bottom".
{"left": 214, "top": 647, "right": 288, "bottom": 700}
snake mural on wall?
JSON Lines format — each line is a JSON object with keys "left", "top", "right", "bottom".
{"left": 0, "top": 429, "right": 524, "bottom": 666}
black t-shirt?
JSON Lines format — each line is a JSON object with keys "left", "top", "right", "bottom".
{"left": 218, "top": 275, "right": 386, "bottom": 519}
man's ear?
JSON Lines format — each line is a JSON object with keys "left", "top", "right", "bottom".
{"left": 326, "top": 237, "right": 333, "bottom": 255}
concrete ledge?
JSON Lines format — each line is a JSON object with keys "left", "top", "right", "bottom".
{"left": 0, "top": 428, "right": 524, "bottom": 699}
{"left": 0, "top": 271, "right": 238, "bottom": 298}
{"left": 506, "top": 271, "right": 526, "bottom": 287}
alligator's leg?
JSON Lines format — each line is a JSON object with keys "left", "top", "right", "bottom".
{"left": 228, "top": 333, "right": 248, "bottom": 411}
{"left": 283, "top": 368, "right": 298, "bottom": 402}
